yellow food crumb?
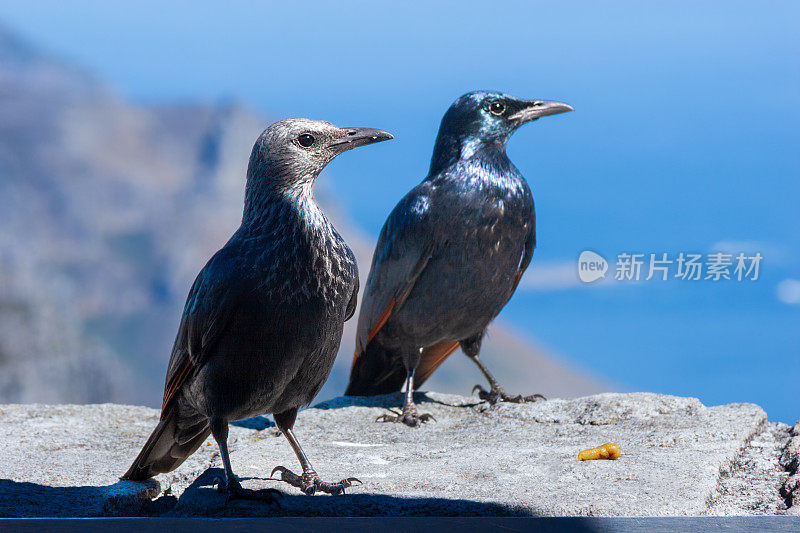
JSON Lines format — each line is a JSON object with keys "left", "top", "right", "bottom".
{"left": 578, "top": 442, "right": 621, "bottom": 461}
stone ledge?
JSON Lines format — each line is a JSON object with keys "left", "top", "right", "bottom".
{"left": 0, "top": 393, "right": 796, "bottom": 517}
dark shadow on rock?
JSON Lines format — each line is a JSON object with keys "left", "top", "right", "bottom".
{"left": 166, "top": 468, "right": 549, "bottom": 518}
{"left": 311, "top": 392, "right": 404, "bottom": 411}
{"left": 0, "top": 474, "right": 600, "bottom": 527}
{"left": 418, "top": 392, "right": 484, "bottom": 409}
{"left": 231, "top": 415, "right": 275, "bottom": 430}
{"left": 0, "top": 478, "right": 160, "bottom": 518}
{"left": 312, "top": 391, "right": 482, "bottom": 412}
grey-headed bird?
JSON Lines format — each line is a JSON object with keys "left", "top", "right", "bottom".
{"left": 345, "top": 91, "right": 572, "bottom": 427}
{"left": 123, "top": 119, "right": 392, "bottom": 497}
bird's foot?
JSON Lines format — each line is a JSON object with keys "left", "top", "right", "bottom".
{"left": 376, "top": 401, "right": 435, "bottom": 428}
{"left": 270, "top": 466, "right": 360, "bottom": 496}
{"left": 472, "top": 384, "right": 546, "bottom": 405}
{"left": 213, "top": 475, "right": 282, "bottom": 504}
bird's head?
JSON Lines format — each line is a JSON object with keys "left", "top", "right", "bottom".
{"left": 430, "top": 90, "right": 572, "bottom": 173}
{"left": 247, "top": 118, "right": 393, "bottom": 192}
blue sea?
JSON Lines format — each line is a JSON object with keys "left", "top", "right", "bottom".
{"left": 507, "top": 267, "right": 800, "bottom": 424}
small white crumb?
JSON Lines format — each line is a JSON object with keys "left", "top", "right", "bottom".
{"left": 330, "top": 441, "right": 386, "bottom": 447}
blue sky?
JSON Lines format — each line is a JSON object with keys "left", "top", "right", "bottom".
{"left": 1, "top": 1, "right": 798, "bottom": 422}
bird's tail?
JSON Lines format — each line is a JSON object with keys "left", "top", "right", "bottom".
{"left": 345, "top": 339, "right": 463, "bottom": 396}
{"left": 345, "top": 340, "right": 407, "bottom": 396}
{"left": 121, "top": 406, "right": 210, "bottom": 481}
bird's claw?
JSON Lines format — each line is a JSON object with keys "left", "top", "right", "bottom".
{"left": 375, "top": 412, "right": 397, "bottom": 423}
{"left": 376, "top": 403, "right": 435, "bottom": 427}
{"left": 213, "top": 475, "right": 282, "bottom": 504}
{"left": 213, "top": 474, "right": 231, "bottom": 494}
{"left": 270, "top": 466, "right": 359, "bottom": 496}
{"left": 473, "top": 384, "right": 546, "bottom": 405}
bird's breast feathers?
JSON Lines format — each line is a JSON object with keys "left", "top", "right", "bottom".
{"left": 248, "top": 222, "right": 356, "bottom": 311}
{"left": 445, "top": 155, "right": 527, "bottom": 195}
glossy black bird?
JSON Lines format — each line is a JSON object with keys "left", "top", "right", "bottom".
{"left": 345, "top": 91, "right": 572, "bottom": 426}
{"left": 122, "top": 118, "right": 393, "bottom": 497}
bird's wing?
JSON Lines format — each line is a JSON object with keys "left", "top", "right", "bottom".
{"left": 345, "top": 275, "right": 359, "bottom": 322}
{"left": 352, "top": 183, "right": 536, "bottom": 388}
{"left": 353, "top": 188, "right": 435, "bottom": 364}
{"left": 510, "top": 212, "right": 536, "bottom": 296}
{"left": 161, "top": 246, "right": 249, "bottom": 412}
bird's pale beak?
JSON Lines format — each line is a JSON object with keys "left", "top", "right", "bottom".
{"left": 329, "top": 128, "right": 394, "bottom": 153}
{"left": 510, "top": 100, "right": 574, "bottom": 124}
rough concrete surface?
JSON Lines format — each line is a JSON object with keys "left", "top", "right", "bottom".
{"left": 0, "top": 393, "right": 796, "bottom": 517}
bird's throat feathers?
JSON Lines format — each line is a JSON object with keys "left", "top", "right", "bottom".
{"left": 428, "top": 131, "right": 511, "bottom": 178}
{"left": 242, "top": 174, "right": 329, "bottom": 235}
{"left": 427, "top": 134, "right": 523, "bottom": 194}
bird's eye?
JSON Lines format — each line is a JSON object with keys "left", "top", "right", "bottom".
{"left": 297, "top": 133, "right": 315, "bottom": 148}
{"left": 488, "top": 101, "right": 506, "bottom": 116}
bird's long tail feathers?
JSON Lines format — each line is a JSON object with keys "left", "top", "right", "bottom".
{"left": 121, "top": 407, "right": 210, "bottom": 481}
{"left": 345, "top": 339, "right": 461, "bottom": 396}
{"left": 345, "top": 340, "right": 407, "bottom": 396}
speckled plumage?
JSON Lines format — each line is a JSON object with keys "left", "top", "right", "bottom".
{"left": 346, "top": 91, "right": 572, "bottom": 417}
{"left": 123, "top": 119, "right": 392, "bottom": 496}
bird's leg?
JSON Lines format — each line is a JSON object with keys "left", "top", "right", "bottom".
{"left": 461, "top": 335, "right": 545, "bottom": 404}
{"left": 376, "top": 364, "right": 435, "bottom": 427}
{"left": 468, "top": 355, "right": 546, "bottom": 404}
{"left": 210, "top": 417, "right": 281, "bottom": 503}
{"left": 270, "top": 410, "right": 360, "bottom": 496}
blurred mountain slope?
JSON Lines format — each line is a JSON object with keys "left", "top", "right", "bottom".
{"left": 0, "top": 24, "right": 609, "bottom": 406}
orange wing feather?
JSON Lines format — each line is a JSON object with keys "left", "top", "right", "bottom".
{"left": 352, "top": 299, "right": 396, "bottom": 366}
{"left": 161, "top": 357, "right": 194, "bottom": 412}
{"left": 414, "top": 340, "right": 461, "bottom": 387}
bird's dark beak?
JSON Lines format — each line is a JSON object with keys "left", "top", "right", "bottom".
{"left": 329, "top": 128, "right": 394, "bottom": 153}
{"left": 509, "top": 100, "right": 574, "bottom": 125}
